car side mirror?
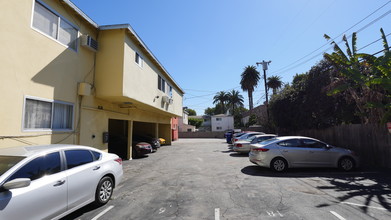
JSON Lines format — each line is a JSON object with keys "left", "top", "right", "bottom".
{"left": 2, "top": 178, "right": 31, "bottom": 190}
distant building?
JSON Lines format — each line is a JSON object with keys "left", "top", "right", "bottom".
{"left": 211, "top": 114, "right": 234, "bottom": 131}
{"left": 179, "top": 108, "right": 196, "bottom": 132}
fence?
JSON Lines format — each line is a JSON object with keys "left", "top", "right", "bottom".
{"left": 179, "top": 124, "right": 391, "bottom": 168}
{"left": 289, "top": 124, "right": 391, "bottom": 168}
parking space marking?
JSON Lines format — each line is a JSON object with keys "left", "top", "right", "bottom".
{"left": 330, "top": 211, "right": 346, "bottom": 220}
{"left": 91, "top": 205, "right": 114, "bottom": 220}
{"left": 341, "top": 202, "right": 388, "bottom": 211}
{"left": 215, "top": 208, "right": 220, "bottom": 220}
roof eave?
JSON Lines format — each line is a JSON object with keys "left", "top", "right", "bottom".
{"left": 99, "top": 24, "right": 185, "bottom": 95}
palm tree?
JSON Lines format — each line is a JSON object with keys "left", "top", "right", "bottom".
{"left": 227, "top": 89, "right": 244, "bottom": 115}
{"left": 240, "top": 65, "right": 260, "bottom": 110}
{"left": 267, "top": 75, "right": 282, "bottom": 95}
{"left": 213, "top": 91, "right": 229, "bottom": 114}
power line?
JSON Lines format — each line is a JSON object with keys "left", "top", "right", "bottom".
{"left": 270, "top": 1, "right": 391, "bottom": 75}
{"left": 358, "top": 32, "right": 391, "bottom": 51}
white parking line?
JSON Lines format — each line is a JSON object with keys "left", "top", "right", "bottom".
{"left": 91, "top": 205, "right": 114, "bottom": 220}
{"left": 215, "top": 208, "right": 220, "bottom": 220}
{"left": 341, "top": 201, "right": 388, "bottom": 211}
{"left": 330, "top": 211, "right": 346, "bottom": 220}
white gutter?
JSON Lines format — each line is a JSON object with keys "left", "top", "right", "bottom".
{"left": 61, "top": 0, "right": 99, "bottom": 28}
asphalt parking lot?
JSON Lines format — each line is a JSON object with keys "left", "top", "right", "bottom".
{"left": 65, "top": 138, "right": 391, "bottom": 220}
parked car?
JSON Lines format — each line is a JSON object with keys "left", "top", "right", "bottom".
{"left": 249, "top": 136, "right": 358, "bottom": 172}
{"left": 132, "top": 141, "right": 153, "bottom": 158}
{"left": 224, "top": 129, "right": 241, "bottom": 144}
{"left": 133, "top": 134, "right": 160, "bottom": 152}
{"left": 231, "top": 132, "right": 264, "bottom": 145}
{"left": 233, "top": 134, "right": 277, "bottom": 153}
{"left": 0, "top": 144, "right": 123, "bottom": 220}
{"left": 159, "top": 138, "right": 166, "bottom": 146}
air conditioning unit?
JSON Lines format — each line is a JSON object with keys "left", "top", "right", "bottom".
{"left": 162, "top": 96, "right": 170, "bottom": 104}
{"left": 81, "top": 35, "right": 98, "bottom": 52}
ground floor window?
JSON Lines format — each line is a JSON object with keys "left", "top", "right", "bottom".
{"left": 24, "top": 96, "right": 74, "bottom": 131}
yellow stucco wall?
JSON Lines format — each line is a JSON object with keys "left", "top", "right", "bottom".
{"left": 0, "top": 0, "right": 98, "bottom": 147}
{"left": 0, "top": 0, "right": 182, "bottom": 154}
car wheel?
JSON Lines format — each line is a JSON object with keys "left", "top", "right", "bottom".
{"left": 95, "top": 176, "right": 114, "bottom": 205}
{"left": 271, "top": 158, "right": 288, "bottom": 172}
{"left": 338, "top": 157, "right": 355, "bottom": 171}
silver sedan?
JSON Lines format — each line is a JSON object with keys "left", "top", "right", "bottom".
{"left": 233, "top": 134, "right": 277, "bottom": 153}
{"left": 249, "top": 136, "right": 358, "bottom": 172}
{"left": 0, "top": 144, "right": 123, "bottom": 220}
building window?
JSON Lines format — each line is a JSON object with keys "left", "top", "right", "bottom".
{"left": 135, "top": 52, "right": 143, "bottom": 67}
{"left": 32, "top": 1, "right": 78, "bottom": 51}
{"left": 24, "top": 97, "right": 74, "bottom": 131}
{"left": 216, "top": 127, "right": 222, "bottom": 130}
{"left": 158, "top": 75, "right": 166, "bottom": 92}
{"left": 167, "top": 85, "right": 173, "bottom": 97}
{"left": 216, "top": 118, "right": 222, "bottom": 121}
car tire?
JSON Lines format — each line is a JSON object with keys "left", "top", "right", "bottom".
{"left": 271, "top": 158, "right": 288, "bottom": 172}
{"left": 95, "top": 176, "right": 114, "bottom": 205}
{"left": 338, "top": 157, "right": 355, "bottom": 171}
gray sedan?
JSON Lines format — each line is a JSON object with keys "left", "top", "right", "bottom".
{"left": 249, "top": 136, "right": 358, "bottom": 172}
{"left": 0, "top": 144, "right": 123, "bottom": 220}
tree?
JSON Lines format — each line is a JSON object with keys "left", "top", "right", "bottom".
{"left": 204, "top": 107, "right": 216, "bottom": 116}
{"left": 267, "top": 75, "right": 282, "bottom": 95}
{"left": 188, "top": 118, "right": 203, "bottom": 128}
{"left": 227, "top": 90, "right": 244, "bottom": 116}
{"left": 324, "top": 29, "right": 391, "bottom": 123}
{"left": 187, "top": 108, "right": 196, "bottom": 116}
{"left": 213, "top": 91, "right": 229, "bottom": 114}
{"left": 240, "top": 65, "right": 260, "bottom": 110}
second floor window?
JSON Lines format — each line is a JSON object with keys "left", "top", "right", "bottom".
{"left": 158, "top": 76, "right": 165, "bottom": 92}
{"left": 135, "top": 52, "right": 143, "bottom": 67}
{"left": 32, "top": 1, "right": 78, "bottom": 51}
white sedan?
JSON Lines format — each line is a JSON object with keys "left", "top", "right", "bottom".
{"left": 249, "top": 136, "right": 358, "bottom": 172}
{"left": 0, "top": 144, "right": 123, "bottom": 220}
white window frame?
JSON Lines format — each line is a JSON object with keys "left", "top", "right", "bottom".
{"left": 22, "top": 96, "right": 74, "bottom": 132}
{"left": 135, "top": 52, "right": 143, "bottom": 67}
{"left": 31, "top": 0, "right": 79, "bottom": 52}
{"left": 166, "top": 84, "right": 173, "bottom": 97}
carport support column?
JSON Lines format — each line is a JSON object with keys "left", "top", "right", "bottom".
{"left": 128, "top": 120, "right": 133, "bottom": 160}
{"left": 154, "top": 123, "right": 159, "bottom": 139}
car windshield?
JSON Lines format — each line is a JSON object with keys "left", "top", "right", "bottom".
{"left": 0, "top": 155, "right": 25, "bottom": 176}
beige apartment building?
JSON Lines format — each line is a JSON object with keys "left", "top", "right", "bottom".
{"left": 0, "top": 0, "right": 184, "bottom": 159}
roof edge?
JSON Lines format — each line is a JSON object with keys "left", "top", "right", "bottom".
{"left": 99, "top": 24, "right": 185, "bottom": 95}
{"left": 61, "top": 0, "right": 99, "bottom": 28}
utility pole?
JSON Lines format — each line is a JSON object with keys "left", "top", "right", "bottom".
{"left": 256, "top": 60, "right": 271, "bottom": 121}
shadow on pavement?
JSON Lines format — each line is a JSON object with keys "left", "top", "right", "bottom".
{"left": 229, "top": 152, "right": 248, "bottom": 157}
{"left": 241, "top": 165, "right": 391, "bottom": 213}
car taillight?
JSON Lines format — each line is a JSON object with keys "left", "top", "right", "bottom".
{"left": 234, "top": 139, "right": 238, "bottom": 142}
{"left": 252, "top": 148, "right": 269, "bottom": 152}
{"left": 236, "top": 144, "right": 242, "bottom": 147}
{"left": 114, "top": 158, "right": 122, "bottom": 165}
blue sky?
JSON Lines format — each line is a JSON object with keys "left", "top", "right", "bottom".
{"left": 71, "top": 0, "right": 391, "bottom": 115}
